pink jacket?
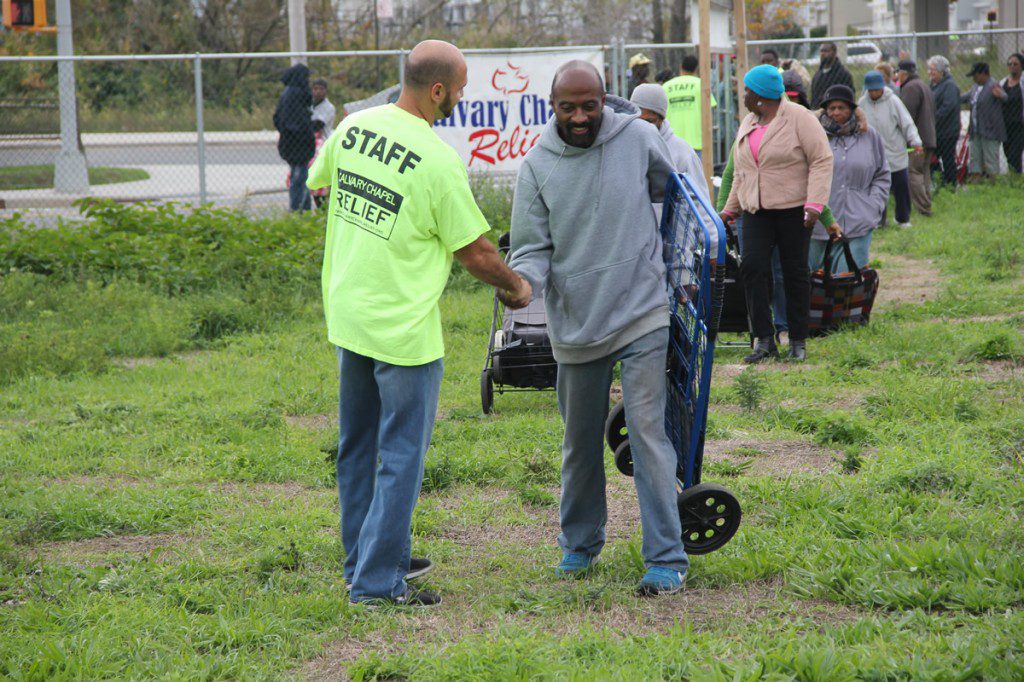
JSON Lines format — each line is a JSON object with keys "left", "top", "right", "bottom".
{"left": 724, "top": 100, "right": 834, "bottom": 214}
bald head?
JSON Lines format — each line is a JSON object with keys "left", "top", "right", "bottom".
{"left": 551, "top": 60, "right": 604, "bottom": 98}
{"left": 404, "top": 40, "right": 465, "bottom": 91}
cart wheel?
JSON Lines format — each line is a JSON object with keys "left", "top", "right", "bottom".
{"left": 613, "top": 439, "right": 634, "bottom": 477}
{"left": 481, "top": 369, "right": 494, "bottom": 415}
{"left": 677, "top": 483, "right": 741, "bottom": 555}
{"left": 605, "top": 401, "right": 628, "bottom": 452}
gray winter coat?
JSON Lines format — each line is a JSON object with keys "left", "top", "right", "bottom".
{"left": 962, "top": 77, "right": 1008, "bottom": 142}
{"left": 509, "top": 96, "right": 676, "bottom": 364}
{"left": 858, "top": 88, "right": 921, "bottom": 172}
{"left": 899, "top": 74, "right": 936, "bottom": 148}
{"left": 931, "top": 74, "right": 961, "bottom": 141}
{"left": 813, "top": 125, "right": 890, "bottom": 241}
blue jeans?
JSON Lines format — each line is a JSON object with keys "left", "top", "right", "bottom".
{"left": 289, "top": 163, "right": 311, "bottom": 211}
{"left": 336, "top": 348, "right": 444, "bottom": 601}
{"left": 556, "top": 327, "right": 689, "bottom": 572}
{"left": 808, "top": 233, "right": 873, "bottom": 273}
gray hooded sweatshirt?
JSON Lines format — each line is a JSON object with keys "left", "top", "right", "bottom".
{"left": 509, "top": 96, "right": 676, "bottom": 364}
{"left": 858, "top": 88, "right": 921, "bottom": 172}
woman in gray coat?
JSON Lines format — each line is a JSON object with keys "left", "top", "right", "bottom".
{"left": 810, "top": 85, "right": 891, "bottom": 272}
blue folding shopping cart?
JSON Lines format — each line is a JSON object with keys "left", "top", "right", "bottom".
{"left": 604, "top": 173, "right": 742, "bottom": 555}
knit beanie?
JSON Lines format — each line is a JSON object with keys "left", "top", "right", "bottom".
{"left": 744, "top": 64, "right": 785, "bottom": 100}
{"left": 629, "top": 83, "right": 668, "bottom": 118}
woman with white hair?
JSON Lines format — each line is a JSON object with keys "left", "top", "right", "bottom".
{"left": 928, "top": 55, "right": 962, "bottom": 187}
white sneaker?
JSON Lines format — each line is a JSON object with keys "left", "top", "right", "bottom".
{"left": 897, "top": 222, "right": 912, "bottom": 229}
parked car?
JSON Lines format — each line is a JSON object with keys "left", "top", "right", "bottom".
{"left": 802, "top": 41, "right": 883, "bottom": 68}
{"left": 844, "top": 42, "right": 884, "bottom": 65}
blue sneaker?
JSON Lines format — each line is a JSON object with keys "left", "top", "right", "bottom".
{"left": 637, "top": 566, "right": 686, "bottom": 596}
{"left": 556, "top": 552, "right": 596, "bottom": 578}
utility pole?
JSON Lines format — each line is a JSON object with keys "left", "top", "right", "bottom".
{"left": 53, "top": 0, "right": 88, "bottom": 194}
{"left": 288, "top": 0, "right": 307, "bottom": 65}
{"left": 698, "top": 0, "right": 713, "bottom": 189}
{"left": 733, "top": 0, "right": 748, "bottom": 118}
{"left": 374, "top": 0, "right": 382, "bottom": 91}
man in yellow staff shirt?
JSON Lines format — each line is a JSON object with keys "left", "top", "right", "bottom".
{"left": 307, "top": 39, "right": 531, "bottom": 609}
{"left": 663, "top": 54, "right": 717, "bottom": 158}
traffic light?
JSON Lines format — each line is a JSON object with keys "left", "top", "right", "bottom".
{"left": 2, "top": 0, "right": 52, "bottom": 32}
{"left": 986, "top": 10, "right": 997, "bottom": 23}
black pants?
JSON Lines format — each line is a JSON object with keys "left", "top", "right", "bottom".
{"left": 935, "top": 136, "right": 958, "bottom": 186}
{"left": 1004, "top": 123, "right": 1024, "bottom": 174}
{"left": 881, "top": 168, "right": 912, "bottom": 226}
{"left": 740, "top": 206, "right": 810, "bottom": 341}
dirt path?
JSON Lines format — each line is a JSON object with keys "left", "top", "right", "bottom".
{"left": 873, "top": 253, "right": 941, "bottom": 311}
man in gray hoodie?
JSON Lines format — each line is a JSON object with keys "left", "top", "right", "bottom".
{"left": 509, "top": 61, "right": 687, "bottom": 596}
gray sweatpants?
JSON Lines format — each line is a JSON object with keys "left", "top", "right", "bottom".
{"left": 556, "top": 327, "right": 689, "bottom": 572}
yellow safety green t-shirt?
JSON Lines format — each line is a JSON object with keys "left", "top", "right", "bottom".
{"left": 307, "top": 104, "right": 490, "bottom": 366}
{"left": 663, "top": 75, "right": 717, "bottom": 151}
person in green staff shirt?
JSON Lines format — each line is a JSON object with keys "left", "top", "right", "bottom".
{"left": 663, "top": 54, "right": 717, "bottom": 158}
{"left": 307, "top": 39, "right": 532, "bottom": 609}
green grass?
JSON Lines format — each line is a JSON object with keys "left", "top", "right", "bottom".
{"left": 0, "top": 166, "right": 150, "bottom": 191}
{"left": 1, "top": 178, "right": 1023, "bottom": 679}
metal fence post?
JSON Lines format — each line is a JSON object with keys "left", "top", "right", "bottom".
{"left": 399, "top": 49, "right": 406, "bottom": 87}
{"left": 610, "top": 40, "right": 619, "bottom": 97}
{"left": 194, "top": 53, "right": 207, "bottom": 205}
{"left": 618, "top": 37, "right": 627, "bottom": 97}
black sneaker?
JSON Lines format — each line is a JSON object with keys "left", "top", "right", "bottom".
{"left": 788, "top": 340, "right": 807, "bottom": 361}
{"left": 351, "top": 587, "right": 442, "bottom": 609}
{"left": 406, "top": 557, "right": 433, "bottom": 581}
{"left": 345, "top": 557, "right": 433, "bottom": 590}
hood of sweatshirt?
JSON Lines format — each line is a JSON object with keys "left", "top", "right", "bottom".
{"left": 536, "top": 95, "right": 641, "bottom": 155}
{"left": 280, "top": 64, "right": 310, "bottom": 89}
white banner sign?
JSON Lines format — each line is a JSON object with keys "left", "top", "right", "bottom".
{"left": 433, "top": 50, "right": 605, "bottom": 172}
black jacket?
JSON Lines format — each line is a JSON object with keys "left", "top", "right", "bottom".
{"left": 810, "top": 59, "right": 854, "bottom": 110}
{"left": 273, "top": 64, "right": 315, "bottom": 166}
{"left": 931, "top": 74, "right": 961, "bottom": 141}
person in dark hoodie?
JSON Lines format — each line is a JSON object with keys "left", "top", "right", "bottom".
{"left": 810, "top": 42, "right": 854, "bottom": 110}
{"left": 509, "top": 60, "right": 687, "bottom": 597}
{"left": 274, "top": 64, "right": 316, "bottom": 211}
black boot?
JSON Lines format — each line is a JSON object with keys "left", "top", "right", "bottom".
{"left": 789, "top": 340, "right": 807, "bottom": 361}
{"left": 743, "top": 337, "right": 779, "bottom": 364}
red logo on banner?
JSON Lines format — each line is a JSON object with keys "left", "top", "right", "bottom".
{"left": 491, "top": 62, "right": 530, "bottom": 95}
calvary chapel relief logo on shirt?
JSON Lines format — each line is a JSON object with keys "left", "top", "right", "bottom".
{"left": 335, "top": 168, "right": 405, "bottom": 240}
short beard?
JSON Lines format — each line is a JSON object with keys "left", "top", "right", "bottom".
{"left": 438, "top": 92, "right": 455, "bottom": 120}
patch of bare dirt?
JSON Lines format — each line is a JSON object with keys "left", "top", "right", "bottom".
{"left": 298, "top": 579, "right": 864, "bottom": 681}
{"left": 212, "top": 480, "right": 320, "bottom": 500}
{"left": 285, "top": 413, "right": 336, "bottom": 431}
{"left": 35, "top": 533, "right": 192, "bottom": 564}
{"left": 968, "top": 360, "right": 1024, "bottom": 383}
{"left": 873, "top": 253, "right": 941, "bottom": 311}
{"left": 704, "top": 438, "right": 837, "bottom": 476}
{"left": 713, "top": 362, "right": 819, "bottom": 386}
{"left": 438, "top": 495, "right": 560, "bottom": 549}
{"left": 114, "top": 350, "right": 211, "bottom": 370}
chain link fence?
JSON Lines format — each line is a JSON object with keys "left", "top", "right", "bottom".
{"left": 616, "top": 28, "right": 1024, "bottom": 176}
{"left": 2, "top": 29, "right": 1022, "bottom": 214}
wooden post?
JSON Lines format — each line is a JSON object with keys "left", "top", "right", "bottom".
{"left": 698, "top": 0, "right": 713, "bottom": 189}
{"left": 733, "top": 0, "right": 748, "bottom": 119}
